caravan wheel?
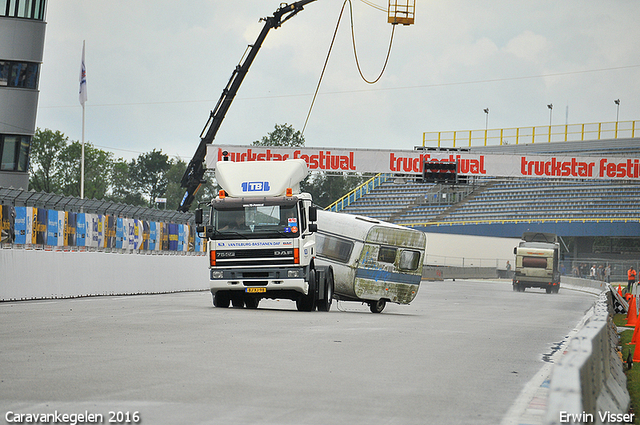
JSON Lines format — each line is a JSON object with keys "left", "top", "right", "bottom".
{"left": 369, "top": 299, "right": 386, "bottom": 314}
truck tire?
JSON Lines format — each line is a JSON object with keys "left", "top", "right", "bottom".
{"left": 317, "top": 268, "right": 334, "bottom": 312}
{"left": 296, "top": 270, "right": 316, "bottom": 312}
{"left": 245, "top": 297, "right": 260, "bottom": 309}
{"left": 369, "top": 299, "right": 386, "bottom": 313}
{"left": 213, "top": 291, "right": 230, "bottom": 308}
{"left": 231, "top": 294, "right": 245, "bottom": 308}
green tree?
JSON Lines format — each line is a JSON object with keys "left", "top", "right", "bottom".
{"left": 301, "top": 172, "right": 367, "bottom": 208}
{"left": 105, "top": 159, "right": 146, "bottom": 206}
{"left": 29, "top": 128, "right": 68, "bottom": 193}
{"left": 163, "top": 160, "right": 186, "bottom": 210}
{"left": 164, "top": 161, "right": 218, "bottom": 210}
{"left": 129, "top": 149, "right": 172, "bottom": 207}
{"left": 252, "top": 123, "right": 305, "bottom": 147}
{"left": 57, "top": 141, "right": 113, "bottom": 199}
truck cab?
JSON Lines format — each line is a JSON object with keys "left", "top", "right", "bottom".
{"left": 195, "top": 159, "right": 332, "bottom": 311}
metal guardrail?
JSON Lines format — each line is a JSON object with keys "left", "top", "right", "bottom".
{"left": 423, "top": 119, "right": 638, "bottom": 148}
{"left": 0, "top": 186, "right": 193, "bottom": 224}
{"left": 403, "top": 217, "right": 640, "bottom": 228}
{"left": 325, "top": 173, "right": 392, "bottom": 212}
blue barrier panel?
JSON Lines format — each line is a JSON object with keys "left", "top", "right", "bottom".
{"left": 168, "top": 223, "right": 178, "bottom": 251}
{"left": 46, "top": 209, "right": 58, "bottom": 246}
{"left": 116, "top": 217, "right": 124, "bottom": 249}
{"left": 14, "top": 206, "right": 27, "bottom": 244}
{"left": 77, "top": 213, "right": 86, "bottom": 247}
{"left": 149, "top": 221, "right": 157, "bottom": 251}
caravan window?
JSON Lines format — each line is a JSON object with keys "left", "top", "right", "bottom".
{"left": 378, "top": 246, "right": 397, "bottom": 264}
{"left": 399, "top": 250, "right": 421, "bottom": 271}
{"left": 317, "top": 234, "right": 353, "bottom": 263}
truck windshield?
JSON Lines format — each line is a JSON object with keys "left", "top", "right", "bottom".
{"left": 212, "top": 204, "right": 300, "bottom": 239}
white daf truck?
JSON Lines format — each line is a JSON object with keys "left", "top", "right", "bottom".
{"left": 512, "top": 232, "right": 561, "bottom": 294}
{"left": 195, "top": 158, "right": 427, "bottom": 312}
{"left": 195, "top": 158, "right": 334, "bottom": 311}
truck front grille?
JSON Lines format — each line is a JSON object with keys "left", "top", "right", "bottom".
{"left": 215, "top": 248, "right": 295, "bottom": 267}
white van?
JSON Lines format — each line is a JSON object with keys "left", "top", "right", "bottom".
{"left": 315, "top": 210, "right": 426, "bottom": 313}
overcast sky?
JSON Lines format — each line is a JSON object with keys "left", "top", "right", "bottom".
{"left": 36, "top": 0, "right": 640, "bottom": 162}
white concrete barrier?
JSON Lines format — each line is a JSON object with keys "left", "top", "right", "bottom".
{"left": 544, "top": 289, "right": 630, "bottom": 425}
{"left": 561, "top": 275, "right": 609, "bottom": 295}
{"left": 1, "top": 248, "right": 209, "bottom": 301}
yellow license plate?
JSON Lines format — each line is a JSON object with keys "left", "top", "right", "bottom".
{"left": 246, "top": 287, "right": 266, "bottom": 293}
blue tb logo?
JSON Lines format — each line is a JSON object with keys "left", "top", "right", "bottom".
{"left": 241, "top": 181, "right": 271, "bottom": 192}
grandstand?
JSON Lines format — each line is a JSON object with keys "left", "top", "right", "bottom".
{"left": 332, "top": 138, "right": 640, "bottom": 245}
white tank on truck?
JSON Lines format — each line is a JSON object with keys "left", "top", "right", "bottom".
{"left": 512, "top": 232, "right": 561, "bottom": 294}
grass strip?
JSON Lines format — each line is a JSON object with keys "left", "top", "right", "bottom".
{"left": 614, "top": 314, "right": 640, "bottom": 424}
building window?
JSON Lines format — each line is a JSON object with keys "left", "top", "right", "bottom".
{"left": 1, "top": 0, "right": 46, "bottom": 20}
{"left": 0, "top": 135, "right": 30, "bottom": 172}
{"left": 0, "top": 61, "right": 39, "bottom": 89}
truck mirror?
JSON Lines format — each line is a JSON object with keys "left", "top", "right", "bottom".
{"left": 309, "top": 206, "right": 317, "bottom": 222}
{"left": 195, "top": 208, "right": 203, "bottom": 225}
{"left": 309, "top": 223, "right": 318, "bottom": 233}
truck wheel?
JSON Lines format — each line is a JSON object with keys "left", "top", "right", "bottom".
{"left": 546, "top": 287, "right": 552, "bottom": 294}
{"left": 231, "top": 295, "right": 245, "bottom": 308}
{"left": 296, "top": 270, "right": 316, "bottom": 312}
{"left": 369, "top": 299, "right": 386, "bottom": 313}
{"left": 317, "top": 268, "right": 334, "bottom": 312}
{"left": 213, "top": 291, "right": 230, "bottom": 308}
{"left": 245, "top": 297, "right": 260, "bottom": 309}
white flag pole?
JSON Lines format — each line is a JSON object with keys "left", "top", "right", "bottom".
{"left": 79, "top": 40, "right": 87, "bottom": 199}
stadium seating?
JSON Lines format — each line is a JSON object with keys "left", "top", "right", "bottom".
{"left": 340, "top": 177, "right": 640, "bottom": 225}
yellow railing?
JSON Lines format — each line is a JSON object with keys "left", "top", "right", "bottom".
{"left": 325, "top": 173, "right": 391, "bottom": 212}
{"left": 423, "top": 120, "right": 638, "bottom": 148}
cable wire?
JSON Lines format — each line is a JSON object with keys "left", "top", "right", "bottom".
{"left": 358, "top": 0, "right": 386, "bottom": 12}
{"left": 302, "top": 0, "right": 349, "bottom": 135}
{"left": 303, "top": 0, "right": 396, "bottom": 134}
{"left": 349, "top": 0, "right": 396, "bottom": 84}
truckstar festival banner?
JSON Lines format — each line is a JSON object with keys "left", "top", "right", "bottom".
{"left": 207, "top": 145, "right": 640, "bottom": 181}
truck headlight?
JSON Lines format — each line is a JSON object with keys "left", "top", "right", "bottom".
{"left": 211, "top": 271, "right": 224, "bottom": 279}
{"left": 288, "top": 270, "right": 300, "bottom": 278}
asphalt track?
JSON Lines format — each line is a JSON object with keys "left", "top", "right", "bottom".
{"left": 0, "top": 280, "right": 595, "bottom": 425}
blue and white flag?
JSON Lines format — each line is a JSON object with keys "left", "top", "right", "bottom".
{"left": 79, "top": 41, "right": 87, "bottom": 105}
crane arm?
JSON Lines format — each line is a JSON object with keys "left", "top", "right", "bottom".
{"left": 178, "top": 0, "right": 318, "bottom": 212}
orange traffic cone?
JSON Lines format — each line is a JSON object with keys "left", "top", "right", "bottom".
{"left": 633, "top": 336, "right": 640, "bottom": 363}
{"left": 627, "top": 296, "right": 638, "bottom": 327}
{"left": 632, "top": 317, "right": 640, "bottom": 345}
{"left": 618, "top": 285, "right": 623, "bottom": 298}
